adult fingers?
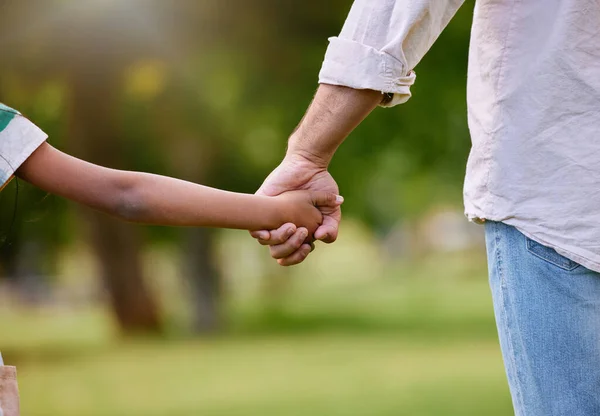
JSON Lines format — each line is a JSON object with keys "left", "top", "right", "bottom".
{"left": 250, "top": 230, "right": 270, "bottom": 241}
{"left": 251, "top": 223, "right": 296, "bottom": 246}
{"left": 311, "top": 192, "right": 344, "bottom": 208}
{"left": 269, "top": 228, "right": 308, "bottom": 259}
{"left": 277, "top": 243, "right": 312, "bottom": 266}
{"left": 314, "top": 216, "right": 339, "bottom": 244}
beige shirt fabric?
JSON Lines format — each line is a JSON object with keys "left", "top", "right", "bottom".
{"left": 319, "top": 0, "right": 600, "bottom": 272}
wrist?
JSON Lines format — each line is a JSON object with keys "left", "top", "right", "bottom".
{"left": 257, "top": 195, "right": 288, "bottom": 230}
{"left": 285, "top": 135, "right": 331, "bottom": 170}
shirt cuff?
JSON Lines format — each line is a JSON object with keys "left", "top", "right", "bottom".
{"left": 318, "top": 37, "right": 416, "bottom": 108}
{"left": 0, "top": 114, "right": 48, "bottom": 188}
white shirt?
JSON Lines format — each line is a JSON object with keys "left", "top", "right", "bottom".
{"left": 319, "top": 0, "right": 600, "bottom": 272}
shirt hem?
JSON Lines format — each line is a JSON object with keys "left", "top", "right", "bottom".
{"left": 465, "top": 210, "right": 600, "bottom": 274}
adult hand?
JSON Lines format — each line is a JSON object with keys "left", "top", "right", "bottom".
{"left": 251, "top": 152, "right": 341, "bottom": 266}
{"left": 250, "top": 84, "right": 382, "bottom": 265}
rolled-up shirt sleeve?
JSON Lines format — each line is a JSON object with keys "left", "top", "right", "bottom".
{"left": 0, "top": 104, "right": 48, "bottom": 190}
{"left": 319, "top": 0, "right": 465, "bottom": 106}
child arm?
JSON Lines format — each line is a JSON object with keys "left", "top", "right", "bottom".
{"left": 15, "top": 143, "right": 341, "bottom": 231}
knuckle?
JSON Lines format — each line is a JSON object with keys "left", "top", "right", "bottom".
{"left": 267, "top": 231, "right": 283, "bottom": 243}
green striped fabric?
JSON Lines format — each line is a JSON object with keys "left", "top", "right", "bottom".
{"left": 0, "top": 103, "right": 19, "bottom": 132}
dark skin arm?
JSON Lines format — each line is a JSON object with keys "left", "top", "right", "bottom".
{"left": 15, "top": 142, "right": 342, "bottom": 232}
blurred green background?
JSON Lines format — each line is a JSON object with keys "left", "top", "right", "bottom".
{"left": 0, "top": 0, "right": 512, "bottom": 414}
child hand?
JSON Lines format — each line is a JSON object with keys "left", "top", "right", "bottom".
{"left": 273, "top": 190, "right": 344, "bottom": 237}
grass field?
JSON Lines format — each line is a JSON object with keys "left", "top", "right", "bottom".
{"left": 0, "top": 248, "right": 513, "bottom": 415}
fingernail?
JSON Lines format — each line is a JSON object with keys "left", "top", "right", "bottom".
{"left": 286, "top": 227, "right": 295, "bottom": 237}
{"left": 336, "top": 195, "right": 344, "bottom": 203}
{"left": 259, "top": 231, "right": 269, "bottom": 240}
{"left": 300, "top": 230, "right": 308, "bottom": 239}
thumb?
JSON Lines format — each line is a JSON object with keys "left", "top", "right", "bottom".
{"left": 311, "top": 191, "right": 344, "bottom": 207}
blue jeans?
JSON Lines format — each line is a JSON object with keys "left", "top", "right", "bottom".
{"left": 485, "top": 221, "right": 600, "bottom": 415}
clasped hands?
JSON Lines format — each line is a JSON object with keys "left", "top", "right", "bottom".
{"left": 250, "top": 153, "right": 341, "bottom": 266}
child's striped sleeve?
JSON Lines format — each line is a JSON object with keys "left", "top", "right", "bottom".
{"left": 0, "top": 103, "right": 48, "bottom": 191}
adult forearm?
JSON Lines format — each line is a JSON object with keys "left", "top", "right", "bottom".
{"left": 286, "top": 84, "right": 382, "bottom": 167}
